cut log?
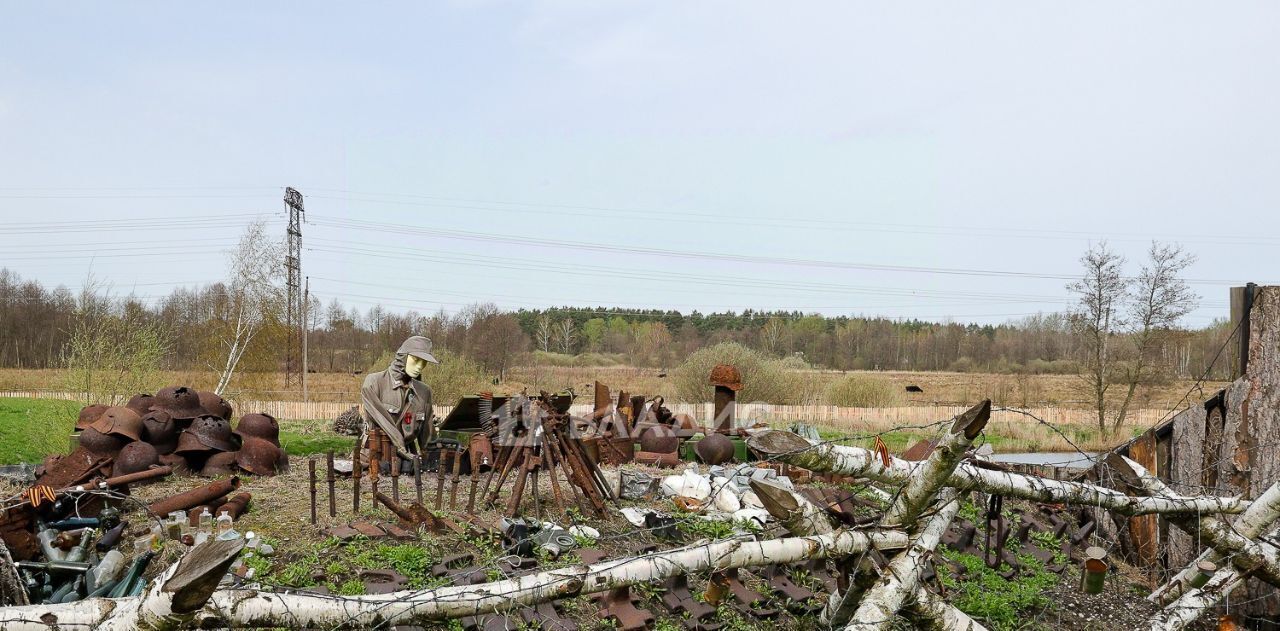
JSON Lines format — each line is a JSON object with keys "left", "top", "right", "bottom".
{"left": 748, "top": 431, "right": 1247, "bottom": 516}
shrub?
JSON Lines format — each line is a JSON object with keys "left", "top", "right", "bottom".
{"left": 825, "top": 374, "right": 900, "bottom": 407}
{"left": 671, "top": 342, "right": 820, "bottom": 405}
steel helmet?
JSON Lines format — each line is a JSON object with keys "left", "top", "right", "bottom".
{"left": 234, "top": 413, "right": 280, "bottom": 445}
{"left": 89, "top": 407, "right": 144, "bottom": 442}
{"left": 75, "top": 404, "right": 108, "bottom": 431}
{"left": 236, "top": 437, "right": 286, "bottom": 476}
{"left": 197, "top": 391, "right": 233, "bottom": 420}
{"left": 79, "top": 427, "right": 126, "bottom": 457}
{"left": 142, "top": 409, "right": 179, "bottom": 455}
{"left": 112, "top": 441, "right": 159, "bottom": 478}
{"left": 152, "top": 386, "right": 206, "bottom": 421}
{"left": 174, "top": 415, "right": 234, "bottom": 454}
{"left": 200, "top": 451, "right": 240, "bottom": 477}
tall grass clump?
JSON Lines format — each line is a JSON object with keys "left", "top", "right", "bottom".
{"left": 672, "top": 342, "right": 820, "bottom": 405}
{"left": 825, "top": 374, "right": 900, "bottom": 407}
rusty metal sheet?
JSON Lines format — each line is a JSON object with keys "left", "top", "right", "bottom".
{"left": 1127, "top": 429, "right": 1159, "bottom": 574}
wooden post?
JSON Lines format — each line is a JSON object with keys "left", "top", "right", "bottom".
{"left": 308, "top": 458, "right": 317, "bottom": 525}
{"left": 326, "top": 450, "right": 336, "bottom": 518}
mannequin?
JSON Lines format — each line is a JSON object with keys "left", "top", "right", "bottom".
{"left": 360, "top": 335, "right": 438, "bottom": 461}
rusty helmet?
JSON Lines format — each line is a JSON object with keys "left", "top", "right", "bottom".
{"left": 157, "top": 453, "right": 192, "bottom": 476}
{"left": 75, "top": 404, "right": 108, "bottom": 431}
{"left": 694, "top": 433, "right": 736, "bottom": 465}
{"left": 639, "top": 426, "right": 680, "bottom": 453}
{"left": 125, "top": 393, "right": 155, "bottom": 416}
{"left": 78, "top": 427, "right": 126, "bottom": 456}
{"left": 197, "top": 390, "right": 233, "bottom": 420}
{"left": 709, "top": 364, "right": 743, "bottom": 391}
{"left": 200, "top": 451, "right": 240, "bottom": 476}
{"left": 142, "top": 409, "right": 179, "bottom": 455}
{"left": 89, "top": 407, "right": 144, "bottom": 442}
{"left": 151, "top": 386, "right": 206, "bottom": 421}
{"left": 234, "top": 413, "right": 280, "bottom": 445}
{"left": 174, "top": 415, "right": 234, "bottom": 454}
{"left": 236, "top": 436, "right": 285, "bottom": 476}
{"left": 112, "top": 441, "right": 159, "bottom": 478}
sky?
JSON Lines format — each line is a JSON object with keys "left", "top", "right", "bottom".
{"left": 1, "top": 1, "right": 1277, "bottom": 327}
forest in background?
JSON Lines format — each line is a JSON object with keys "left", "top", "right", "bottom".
{"left": 0, "top": 267, "right": 1235, "bottom": 381}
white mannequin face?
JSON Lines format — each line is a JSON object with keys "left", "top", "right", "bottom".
{"left": 404, "top": 355, "right": 428, "bottom": 379}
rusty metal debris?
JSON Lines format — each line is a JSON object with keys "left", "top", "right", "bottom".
{"left": 148, "top": 477, "right": 240, "bottom": 517}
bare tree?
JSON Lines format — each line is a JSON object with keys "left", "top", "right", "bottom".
{"left": 534, "top": 315, "right": 554, "bottom": 352}
{"left": 1112, "top": 242, "right": 1198, "bottom": 431}
{"left": 555, "top": 318, "right": 577, "bottom": 354}
{"left": 1068, "top": 241, "right": 1198, "bottom": 435}
{"left": 213, "top": 220, "right": 285, "bottom": 395}
{"left": 1067, "top": 242, "right": 1127, "bottom": 435}
{"left": 760, "top": 316, "right": 786, "bottom": 356}
{"left": 61, "top": 274, "right": 169, "bottom": 403}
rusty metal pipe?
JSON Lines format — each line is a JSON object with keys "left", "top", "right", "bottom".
{"left": 215, "top": 493, "right": 252, "bottom": 520}
{"left": 309, "top": 458, "right": 318, "bottom": 524}
{"left": 100, "top": 466, "right": 172, "bottom": 488}
{"left": 147, "top": 477, "right": 239, "bottom": 517}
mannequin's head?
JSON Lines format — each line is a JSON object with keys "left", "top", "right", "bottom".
{"left": 404, "top": 354, "right": 429, "bottom": 379}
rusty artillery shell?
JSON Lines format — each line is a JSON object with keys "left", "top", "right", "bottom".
{"left": 148, "top": 477, "right": 239, "bottom": 517}
{"left": 326, "top": 451, "right": 336, "bottom": 518}
{"left": 216, "top": 493, "right": 252, "bottom": 520}
{"left": 309, "top": 458, "right": 318, "bottom": 525}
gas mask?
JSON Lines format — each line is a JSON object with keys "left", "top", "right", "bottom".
{"left": 404, "top": 355, "right": 428, "bottom": 380}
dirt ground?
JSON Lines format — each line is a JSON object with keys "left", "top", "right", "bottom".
{"left": 1, "top": 455, "right": 1207, "bottom": 630}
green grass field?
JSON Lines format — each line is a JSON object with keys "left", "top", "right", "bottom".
{"left": 0, "top": 397, "right": 80, "bottom": 464}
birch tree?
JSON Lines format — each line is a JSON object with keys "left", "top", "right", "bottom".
{"left": 212, "top": 220, "right": 285, "bottom": 395}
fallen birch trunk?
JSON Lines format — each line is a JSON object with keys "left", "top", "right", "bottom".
{"left": 1135, "top": 457, "right": 1280, "bottom": 604}
{"left": 847, "top": 489, "right": 963, "bottom": 630}
{"left": 1144, "top": 568, "right": 1250, "bottom": 631}
{"left": 748, "top": 431, "right": 1248, "bottom": 516}
{"left": 0, "top": 529, "right": 909, "bottom": 630}
{"left": 753, "top": 479, "right": 985, "bottom": 631}
{"left": 828, "top": 400, "right": 988, "bottom": 628}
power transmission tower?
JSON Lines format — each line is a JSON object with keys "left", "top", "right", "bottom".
{"left": 284, "top": 187, "right": 305, "bottom": 389}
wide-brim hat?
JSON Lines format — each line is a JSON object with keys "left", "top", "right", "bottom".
{"left": 236, "top": 436, "right": 286, "bottom": 476}
{"left": 397, "top": 335, "right": 439, "bottom": 364}
{"left": 234, "top": 413, "right": 279, "bottom": 445}
{"left": 89, "top": 407, "right": 144, "bottom": 442}
{"left": 142, "top": 409, "right": 179, "bottom": 455}
{"left": 197, "top": 391, "right": 233, "bottom": 420}
{"left": 151, "top": 386, "right": 207, "bottom": 421}
{"left": 125, "top": 394, "right": 155, "bottom": 416}
{"left": 75, "top": 404, "right": 108, "bottom": 431}
{"left": 174, "top": 415, "right": 234, "bottom": 454}
{"left": 112, "top": 441, "right": 159, "bottom": 478}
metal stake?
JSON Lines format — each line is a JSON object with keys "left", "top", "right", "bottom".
{"left": 308, "top": 458, "right": 317, "bottom": 525}
{"left": 326, "top": 450, "right": 336, "bottom": 518}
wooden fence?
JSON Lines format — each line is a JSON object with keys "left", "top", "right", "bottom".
{"left": 0, "top": 390, "right": 1164, "bottom": 428}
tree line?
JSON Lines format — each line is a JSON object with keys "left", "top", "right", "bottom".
{"left": 0, "top": 269, "right": 1233, "bottom": 382}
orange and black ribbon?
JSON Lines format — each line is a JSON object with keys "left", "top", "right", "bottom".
{"left": 873, "top": 436, "right": 891, "bottom": 468}
{"left": 23, "top": 485, "right": 55, "bottom": 508}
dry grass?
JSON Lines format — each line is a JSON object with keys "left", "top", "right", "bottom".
{"left": 0, "top": 366, "right": 1222, "bottom": 418}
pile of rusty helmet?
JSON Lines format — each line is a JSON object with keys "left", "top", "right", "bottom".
{"left": 69, "top": 385, "right": 288, "bottom": 478}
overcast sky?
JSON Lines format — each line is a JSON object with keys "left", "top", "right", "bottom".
{"left": 2, "top": 2, "right": 1277, "bottom": 326}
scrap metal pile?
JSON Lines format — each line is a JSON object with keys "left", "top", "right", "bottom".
{"left": 52, "top": 386, "right": 287, "bottom": 483}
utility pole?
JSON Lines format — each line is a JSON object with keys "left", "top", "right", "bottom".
{"left": 284, "top": 187, "right": 305, "bottom": 390}
{"left": 303, "top": 276, "right": 309, "bottom": 402}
